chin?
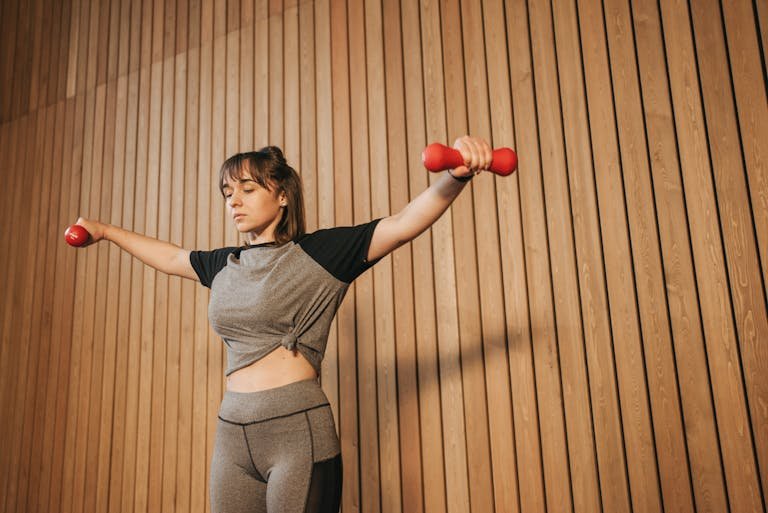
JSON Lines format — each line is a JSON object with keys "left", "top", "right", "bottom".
{"left": 234, "top": 223, "right": 254, "bottom": 234}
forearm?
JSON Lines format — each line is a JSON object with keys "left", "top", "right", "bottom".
{"left": 394, "top": 172, "right": 469, "bottom": 240}
{"left": 104, "top": 224, "right": 185, "bottom": 274}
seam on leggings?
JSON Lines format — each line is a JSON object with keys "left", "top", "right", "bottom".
{"left": 217, "top": 403, "right": 330, "bottom": 426}
{"left": 241, "top": 425, "right": 266, "bottom": 483}
{"left": 303, "top": 410, "right": 315, "bottom": 513}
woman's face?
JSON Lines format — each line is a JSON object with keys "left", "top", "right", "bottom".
{"left": 222, "top": 174, "right": 286, "bottom": 240}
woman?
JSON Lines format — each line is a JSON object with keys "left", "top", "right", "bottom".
{"left": 72, "top": 135, "right": 493, "bottom": 513}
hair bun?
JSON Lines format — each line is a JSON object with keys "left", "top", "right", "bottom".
{"left": 259, "top": 146, "right": 287, "bottom": 165}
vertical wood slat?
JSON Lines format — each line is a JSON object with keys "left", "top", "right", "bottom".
{"left": 254, "top": 0, "right": 268, "bottom": 147}
{"left": 20, "top": 106, "right": 52, "bottom": 513}
{"left": 314, "top": 0, "right": 340, "bottom": 447}
{"left": 109, "top": 1, "right": 142, "bottom": 511}
{"left": 361, "top": 2, "right": 401, "bottom": 513}
{"left": 691, "top": 0, "right": 768, "bottom": 502}
{"left": 0, "top": 1, "right": 766, "bottom": 512}
{"left": 178, "top": 1, "right": 201, "bottom": 511}
{"left": 35, "top": 100, "right": 68, "bottom": 513}
{"left": 61, "top": 43, "right": 89, "bottom": 513}
{"left": 602, "top": 0, "right": 695, "bottom": 511}
{"left": 3, "top": 111, "right": 35, "bottom": 513}
{"left": 160, "top": 1, "right": 185, "bottom": 511}
{"left": 528, "top": 1, "right": 603, "bottom": 512}
{"left": 195, "top": 0, "right": 216, "bottom": 511}
{"left": 92, "top": 2, "right": 122, "bottom": 512}
{"left": 27, "top": 0, "right": 46, "bottom": 111}
{"left": 486, "top": 0, "right": 545, "bottom": 509}
{"left": 207, "top": 1, "right": 227, "bottom": 511}
{"left": 441, "top": 2, "right": 491, "bottom": 513}
{"left": 0, "top": 120, "right": 9, "bottom": 505}
{"left": 269, "top": 0, "right": 283, "bottom": 147}
{"left": 631, "top": 1, "right": 729, "bottom": 511}
{"left": 576, "top": 0, "right": 662, "bottom": 512}
{"left": 346, "top": 2, "right": 380, "bottom": 513}
{"left": 0, "top": 122, "right": 10, "bottom": 506}
{"left": 503, "top": 1, "right": 569, "bottom": 512}
{"left": 135, "top": 1, "right": 165, "bottom": 512}
{"left": 421, "top": 1, "right": 471, "bottom": 513}
{"left": 8, "top": 0, "right": 55, "bottom": 503}
{"left": 660, "top": 0, "right": 764, "bottom": 511}
{"left": 42, "top": 0, "right": 64, "bottom": 106}
{"left": 284, "top": 0, "right": 300, "bottom": 170}
{"left": 0, "top": 0, "right": 20, "bottom": 121}
{"left": 121, "top": 2, "right": 153, "bottom": 512}
{"left": 467, "top": 1, "right": 519, "bottom": 512}
{"left": 193, "top": 1, "right": 213, "bottom": 511}
{"left": 50, "top": 96, "right": 79, "bottom": 513}
{"left": 11, "top": 0, "right": 31, "bottom": 118}
{"left": 299, "top": 0, "right": 317, "bottom": 232}
{"left": 552, "top": 1, "right": 632, "bottom": 511}
{"left": 381, "top": 2, "right": 423, "bottom": 513}
{"left": 402, "top": 2, "right": 449, "bottom": 513}
{"left": 82, "top": 3, "right": 112, "bottom": 513}
{"left": 240, "top": 0, "right": 254, "bottom": 152}
{"left": 148, "top": 0, "right": 177, "bottom": 510}
{"left": 723, "top": 0, "right": 768, "bottom": 293}
{"left": 329, "top": 2, "right": 360, "bottom": 512}
{"left": 718, "top": 0, "right": 768, "bottom": 498}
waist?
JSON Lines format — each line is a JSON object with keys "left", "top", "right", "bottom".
{"left": 218, "top": 378, "right": 329, "bottom": 424}
{"left": 226, "top": 345, "right": 318, "bottom": 391}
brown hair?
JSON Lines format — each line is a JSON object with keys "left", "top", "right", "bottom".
{"left": 218, "top": 146, "right": 306, "bottom": 245}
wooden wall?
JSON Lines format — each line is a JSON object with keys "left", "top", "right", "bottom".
{"left": 0, "top": 0, "right": 766, "bottom": 512}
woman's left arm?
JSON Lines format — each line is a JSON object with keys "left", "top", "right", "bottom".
{"left": 367, "top": 135, "right": 492, "bottom": 262}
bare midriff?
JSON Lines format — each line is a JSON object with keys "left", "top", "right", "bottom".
{"left": 225, "top": 346, "right": 318, "bottom": 392}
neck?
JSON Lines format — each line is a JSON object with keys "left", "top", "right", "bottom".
{"left": 248, "top": 231, "right": 276, "bottom": 245}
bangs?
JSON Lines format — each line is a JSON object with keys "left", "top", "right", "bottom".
{"left": 218, "top": 153, "right": 273, "bottom": 195}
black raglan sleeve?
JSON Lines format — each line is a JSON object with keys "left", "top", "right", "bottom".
{"left": 189, "top": 247, "right": 239, "bottom": 288}
{"left": 298, "top": 218, "right": 384, "bottom": 283}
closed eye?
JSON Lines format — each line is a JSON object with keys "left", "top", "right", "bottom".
{"left": 223, "top": 188, "right": 253, "bottom": 198}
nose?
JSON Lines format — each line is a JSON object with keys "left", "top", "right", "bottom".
{"left": 228, "top": 190, "right": 242, "bottom": 206}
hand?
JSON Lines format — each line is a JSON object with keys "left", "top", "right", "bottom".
{"left": 66, "top": 217, "right": 108, "bottom": 247}
{"left": 451, "top": 135, "right": 493, "bottom": 178}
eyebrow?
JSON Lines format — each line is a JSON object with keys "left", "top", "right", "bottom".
{"left": 221, "top": 178, "right": 257, "bottom": 189}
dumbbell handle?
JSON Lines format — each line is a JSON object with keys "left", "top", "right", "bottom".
{"left": 422, "top": 143, "right": 518, "bottom": 176}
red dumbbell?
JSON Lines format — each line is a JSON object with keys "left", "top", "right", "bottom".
{"left": 422, "top": 142, "right": 518, "bottom": 176}
{"left": 64, "top": 224, "right": 91, "bottom": 247}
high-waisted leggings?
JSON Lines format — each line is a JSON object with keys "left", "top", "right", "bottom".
{"left": 210, "top": 378, "right": 343, "bottom": 513}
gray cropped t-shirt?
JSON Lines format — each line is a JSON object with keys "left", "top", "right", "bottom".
{"left": 189, "top": 219, "right": 383, "bottom": 376}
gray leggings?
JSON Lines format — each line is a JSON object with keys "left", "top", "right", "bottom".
{"left": 211, "top": 378, "right": 343, "bottom": 513}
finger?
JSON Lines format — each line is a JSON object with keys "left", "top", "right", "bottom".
{"left": 464, "top": 137, "right": 480, "bottom": 170}
{"left": 454, "top": 137, "right": 472, "bottom": 167}
{"left": 481, "top": 139, "right": 493, "bottom": 169}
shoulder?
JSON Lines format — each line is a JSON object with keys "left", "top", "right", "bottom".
{"left": 296, "top": 219, "right": 384, "bottom": 283}
{"left": 189, "top": 246, "right": 243, "bottom": 287}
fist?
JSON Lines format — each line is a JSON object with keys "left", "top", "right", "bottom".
{"left": 64, "top": 217, "right": 105, "bottom": 247}
{"left": 452, "top": 136, "right": 493, "bottom": 177}
{"left": 64, "top": 225, "right": 90, "bottom": 246}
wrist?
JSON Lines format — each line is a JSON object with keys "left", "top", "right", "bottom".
{"left": 447, "top": 169, "right": 473, "bottom": 182}
{"left": 103, "top": 223, "right": 115, "bottom": 241}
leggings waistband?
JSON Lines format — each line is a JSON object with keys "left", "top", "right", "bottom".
{"left": 218, "top": 378, "right": 330, "bottom": 425}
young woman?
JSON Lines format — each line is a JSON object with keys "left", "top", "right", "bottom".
{"left": 72, "top": 135, "right": 493, "bottom": 513}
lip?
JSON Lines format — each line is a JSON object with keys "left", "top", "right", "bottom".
{"left": 233, "top": 213, "right": 246, "bottom": 220}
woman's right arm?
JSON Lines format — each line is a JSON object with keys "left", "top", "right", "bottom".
{"left": 72, "top": 217, "right": 199, "bottom": 282}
